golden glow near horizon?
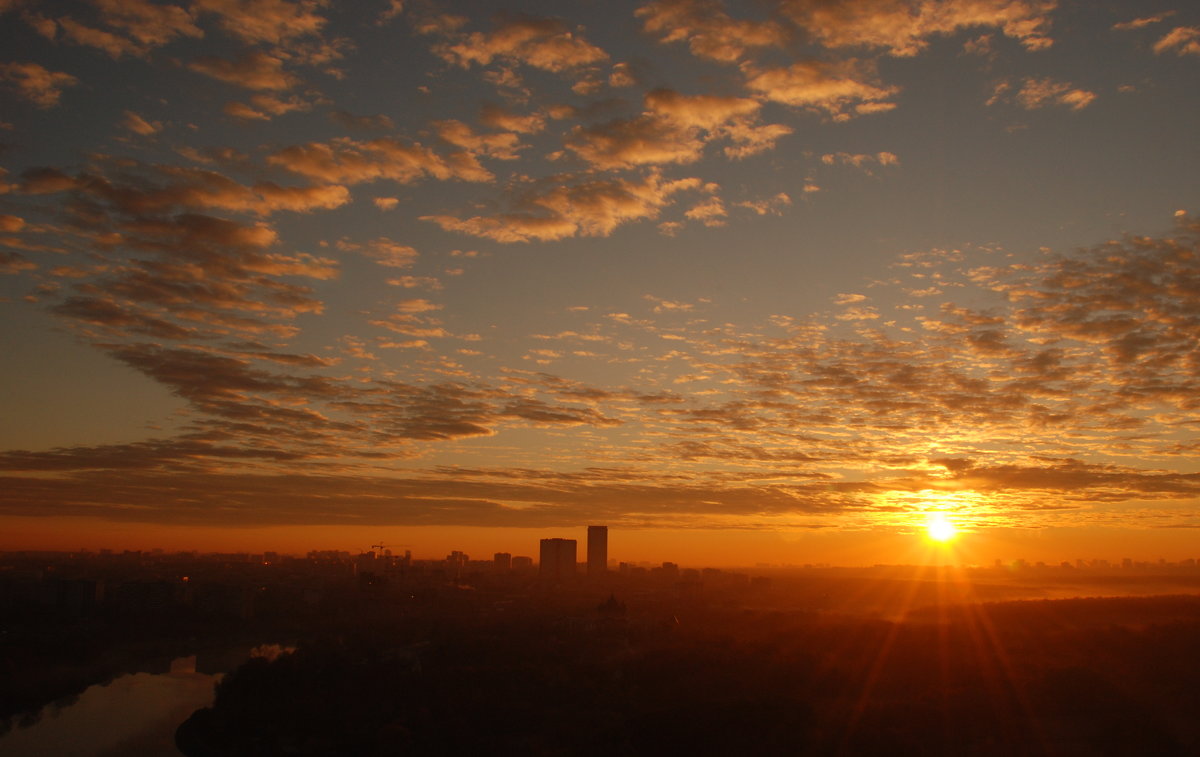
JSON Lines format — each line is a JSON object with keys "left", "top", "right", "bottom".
{"left": 0, "top": 1, "right": 1199, "bottom": 562}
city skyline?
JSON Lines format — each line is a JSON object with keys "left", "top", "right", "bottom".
{"left": 2, "top": 0, "right": 1199, "bottom": 566}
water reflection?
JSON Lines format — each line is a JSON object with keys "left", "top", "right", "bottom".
{"left": 0, "top": 656, "right": 217, "bottom": 757}
{"left": 0, "top": 646, "right": 291, "bottom": 757}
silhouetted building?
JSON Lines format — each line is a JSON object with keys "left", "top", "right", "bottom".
{"left": 597, "top": 593, "right": 626, "bottom": 618}
{"left": 587, "top": 525, "right": 607, "bottom": 577}
{"left": 511, "top": 555, "right": 533, "bottom": 572}
{"left": 539, "top": 538, "right": 576, "bottom": 583}
{"left": 655, "top": 561, "right": 679, "bottom": 582}
{"left": 494, "top": 552, "right": 512, "bottom": 572}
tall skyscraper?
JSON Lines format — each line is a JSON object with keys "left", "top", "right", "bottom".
{"left": 539, "top": 538, "right": 577, "bottom": 582}
{"left": 587, "top": 525, "right": 608, "bottom": 577}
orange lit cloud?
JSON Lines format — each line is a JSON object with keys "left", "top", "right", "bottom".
{"left": 422, "top": 172, "right": 702, "bottom": 241}
{"left": 0, "top": 61, "right": 78, "bottom": 107}
{"left": 743, "top": 59, "right": 898, "bottom": 118}
{"left": 1153, "top": 26, "right": 1200, "bottom": 56}
{"left": 637, "top": 0, "right": 789, "bottom": 62}
{"left": 268, "top": 137, "right": 496, "bottom": 184}
{"left": 777, "top": 0, "right": 1057, "bottom": 56}
{"left": 431, "top": 12, "right": 608, "bottom": 73}
{"left": 189, "top": 50, "right": 299, "bottom": 90}
{"left": 1013, "top": 77, "right": 1096, "bottom": 110}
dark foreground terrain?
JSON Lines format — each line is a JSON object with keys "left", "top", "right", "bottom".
{"left": 5, "top": 554, "right": 1200, "bottom": 756}
{"left": 177, "top": 593, "right": 1200, "bottom": 757}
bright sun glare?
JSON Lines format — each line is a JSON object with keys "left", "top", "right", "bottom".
{"left": 925, "top": 513, "right": 958, "bottom": 544}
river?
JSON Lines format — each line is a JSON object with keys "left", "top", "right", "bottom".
{"left": 0, "top": 645, "right": 291, "bottom": 757}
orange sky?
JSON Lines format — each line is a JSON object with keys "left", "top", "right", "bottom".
{"left": 1, "top": 0, "right": 1199, "bottom": 565}
{"left": 4, "top": 517, "right": 1198, "bottom": 568}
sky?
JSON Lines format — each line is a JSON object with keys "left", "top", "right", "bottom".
{"left": 1, "top": 0, "right": 1198, "bottom": 565}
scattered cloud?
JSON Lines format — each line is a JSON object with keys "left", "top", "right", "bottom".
{"left": 636, "top": 0, "right": 788, "bottom": 62}
{"left": 1153, "top": 27, "right": 1200, "bottom": 56}
{"left": 269, "top": 137, "right": 496, "bottom": 184}
{"left": 431, "top": 12, "right": 608, "bottom": 73}
{"left": 422, "top": 172, "right": 702, "bottom": 242}
{"left": 0, "top": 61, "right": 78, "bottom": 108}
{"left": 479, "top": 103, "right": 545, "bottom": 134}
{"left": 1014, "top": 77, "right": 1096, "bottom": 110}
{"left": 337, "top": 237, "right": 419, "bottom": 268}
{"left": 743, "top": 59, "right": 898, "bottom": 119}
{"left": 1, "top": 1, "right": 1196, "bottom": 535}
{"left": 190, "top": 50, "right": 299, "bottom": 90}
{"left": 1113, "top": 12, "right": 1175, "bottom": 32}
{"left": 191, "top": 0, "right": 327, "bottom": 47}
{"left": 777, "top": 0, "right": 1058, "bottom": 56}
{"left": 121, "top": 110, "right": 162, "bottom": 135}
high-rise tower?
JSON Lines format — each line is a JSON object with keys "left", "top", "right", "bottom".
{"left": 539, "top": 538, "right": 577, "bottom": 582}
{"left": 587, "top": 525, "right": 608, "bottom": 577}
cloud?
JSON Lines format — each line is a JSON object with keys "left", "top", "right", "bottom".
{"left": 777, "top": 0, "right": 1057, "bottom": 56}
{"left": 189, "top": 51, "right": 299, "bottom": 90}
{"left": 1013, "top": 77, "right": 1096, "bottom": 110}
{"left": 337, "top": 237, "right": 419, "bottom": 268}
{"left": 743, "top": 59, "right": 898, "bottom": 118}
{"left": 433, "top": 12, "right": 608, "bottom": 73}
{"left": 421, "top": 172, "right": 702, "bottom": 242}
{"left": 565, "top": 89, "right": 788, "bottom": 169}
{"left": 191, "top": 0, "right": 327, "bottom": 46}
{"left": 636, "top": 0, "right": 788, "bottom": 62}
{"left": 609, "top": 62, "right": 636, "bottom": 88}
{"left": 821, "top": 151, "right": 899, "bottom": 173}
{"left": 52, "top": 296, "right": 199, "bottom": 340}
{"left": 479, "top": 103, "right": 545, "bottom": 134}
{"left": 377, "top": 0, "right": 404, "bottom": 25}
{"left": 736, "top": 192, "right": 792, "bottom": 215}
{"left": 7, "top": 217, "right": 1200, "bottom": 529}
{"left": 921, "top": 458, "right": 1200, "bottom": 499}
{"left": 95, "top": 0, "right": 203, "bottom": 45}
{"left": 56, "top": 16, "right": 146, "bottom": 58}
{"left": 0, "top": 61, "right": 78, "bottom": 108}
{"left": 566, "top": 115, "right": 704, "bottom": 169}
{"left": 0, "top": 466, "right": 844, "bottom": 527}
{"left": 432, "top": 119, "right": 522, "bottom": 160}
{"left": 330, "top": 110, "right": 396, "bottom": 131}
{"left": 720, "top": 120, "right": 793, "bottom": 158}
{"left": 387, "top": 275, "right": 442, "bottom": 291}
{"left": 18, "top": 161, "right": 346, "bottom": 342}
{"left": 1113, "top": 12, "right": 1174, "bottom": 32}
{"left": 645, "top": 88, "right": 761, "bottom": 129}
{"left": 51, "top": 0, "right": 203, "bottom": 57}
{"left": 684, "top": 195, "right": 727, "bottom": 227}
{"left": 990, "top": 220, "right": 1200, "bottom": 386}
{"left": 1, "top": 251, "right": 37, "bottom": 274}
{"left": 224, "top": 93, "right": 312, "bottom": 120}
{"left": 27, "top": 162, "right": 350, "bottom": 217}
{"left": 121, "top": 110, "right": 162, "bottom": 135}
{"left": 822, "top": 151, "right": 897, "bottom": 166}
{"left": 1153, "top": 27, "right": 1200, "bottom": 56}
{"left": 268, "top": 137, "right": 495, "bottom": 184}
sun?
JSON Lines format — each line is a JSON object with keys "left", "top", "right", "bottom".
{"left": 925, "top": 513, "right": 958, "bottom": 544}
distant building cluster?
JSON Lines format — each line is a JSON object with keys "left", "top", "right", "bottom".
{"left": 536, "top": 525, "right": 609, "bottom": 584}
